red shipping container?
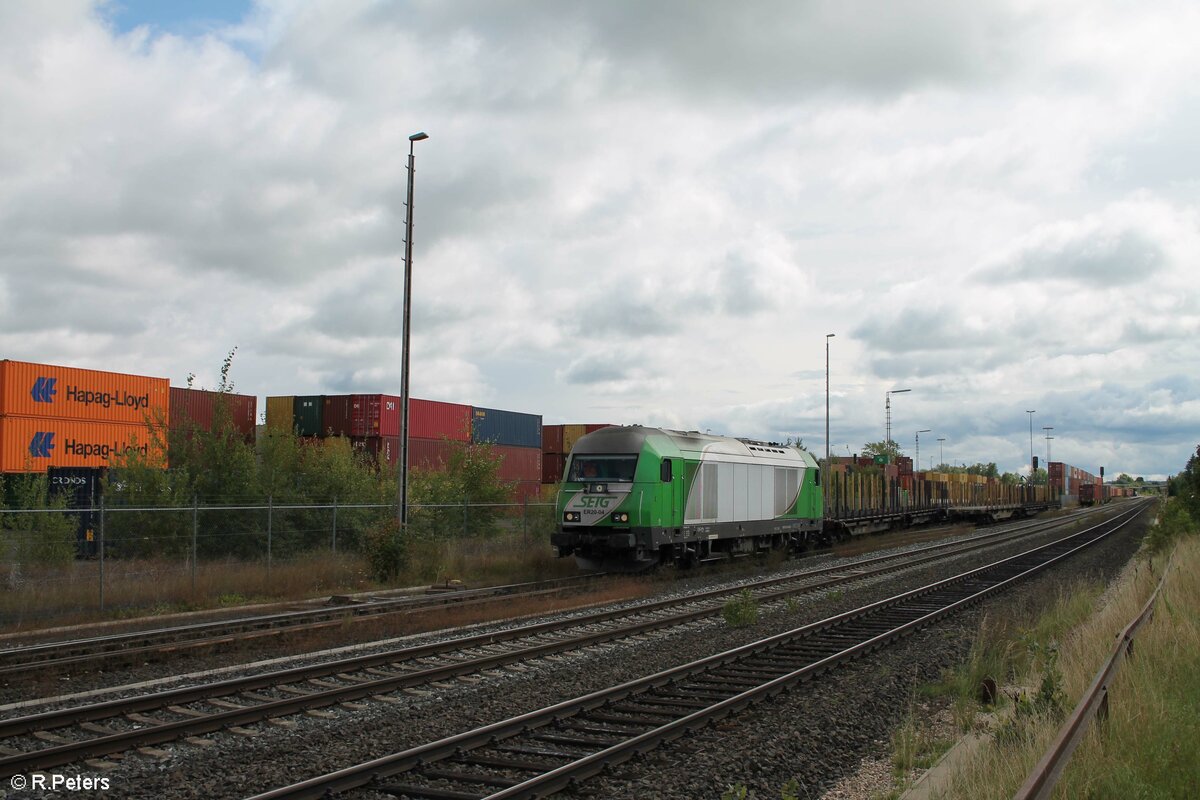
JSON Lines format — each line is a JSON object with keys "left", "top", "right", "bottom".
{"left": 542, "top": 424, "right": 564, "bottom": 453}
{"left": 407, "top": 437, "right": 457, "bottom": 471}
{"left": 542, "top": 452, "right": 565, "bottom": 484}
{"left": 170, "top": 388, "right": 257, "bottom": 440}
{"left": 512, "top": 480, "right": 543, "bottom": 503}
{"left": 349, "top": 435, "right": 401, "bottom": 467}
{"left": 583, "top": 423, "right": 614, "bottom": 434}
{"left": 323, "top": 396, "right": 353, "bottom": 437}
{"left": 408, "top": 398, "right": 472, "bottom": 441}
{"left": 493, "top": 445, "right": 542, "bottom": 482}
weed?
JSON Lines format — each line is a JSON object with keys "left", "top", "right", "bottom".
{"left": 784, "top": 595, "right": 800, "bottom": 613}
{"left": 722, "top": 589, "right": 760, "bottom": 627}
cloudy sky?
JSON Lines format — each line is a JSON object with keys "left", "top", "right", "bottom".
{"left": 2, "top": 1, "right": 1198, "bottom": 479}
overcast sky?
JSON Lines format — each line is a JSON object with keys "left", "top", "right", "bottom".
{"left": 2, "top": 1, "right": 1198, "bottom": 479}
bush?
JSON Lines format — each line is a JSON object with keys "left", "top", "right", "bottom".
{"left": 362, "top": 518, "right": 408, "bottom": 582}
{"left": 722, "top": 589, "right": 760, "bottom": 628}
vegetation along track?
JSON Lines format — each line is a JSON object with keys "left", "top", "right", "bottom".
{"left": 0, "top": 506, "right": 1114, "bottom": 778}
{"left": 0, "top": 575, "right": 608, "bottom": 677}
{"left": 246, "top": 500, "right": 1152, "bottom": 800}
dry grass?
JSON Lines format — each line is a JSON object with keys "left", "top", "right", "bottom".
{"left": 933, "top": 536, "right": 1197, "bottom": 799}
{"left": 1, "top": 531, "right": 579, "bottom": 634}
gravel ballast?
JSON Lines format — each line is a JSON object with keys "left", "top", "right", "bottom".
{"left": 5, "top": 507, "right": 1147, "bottom": 799}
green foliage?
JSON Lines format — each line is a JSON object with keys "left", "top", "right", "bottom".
{"left": 1145, "top": 497, "right": 1196, "bottom": 554}
{"left": 407, "top": 440, "right": 515, "bottom": 538}
{"left": 362, "top": 517, "right": 408, "bottom": 582}
{"left": 0, "top": 473, "right": 77, "bottom": 567}
{"left": 722, "top": 589, "right": 760, "bottom": 627}
{"left": 1168, "top": 444, "right": 1200, "bottom": 523}
{"left": 862, "top": 440, "right": 902, "bottom": 460}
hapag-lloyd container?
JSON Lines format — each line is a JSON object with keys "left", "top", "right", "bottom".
{"left": 169, "top": 387, "right": 256, "bottom": 440}
{"left": 0, "top": 360, "right": 168, "bottom": 425}
{"left": 0, "top": 416, "right": 165, "bottom": 472}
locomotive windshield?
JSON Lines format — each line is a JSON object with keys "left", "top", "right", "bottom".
{"left": 568, "top": 455, "right": 638, "bottom": 483}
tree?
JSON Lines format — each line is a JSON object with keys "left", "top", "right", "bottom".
{"left": 861, "top": 440, "right": 902, "bottom": 460}
{"left": 408, "top": 440, "right": 515, "bottom": 538}
{"left": 0, "top": 473, "right": 77, "bottom": 567}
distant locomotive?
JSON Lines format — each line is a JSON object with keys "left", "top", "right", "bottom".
{"left": 551, "top": 426, "right": 823, "bottom": 570}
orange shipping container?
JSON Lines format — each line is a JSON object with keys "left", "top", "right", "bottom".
{"left": 0, "top": 416, "right": 165, "bottom": 472}
{"left": 0, "top": 360, "right": 168, "bottom": 426}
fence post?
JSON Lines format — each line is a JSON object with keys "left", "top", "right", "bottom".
{"left": 522, "top": 494, "right": 529, "bottom": 546}
{"left": 98, "top": 495, "right": 106, "bottom": 612}
{"left": 191, "top": 495, "right": 198, "bottom": 594}
{"left": 267, "top": 495, "right": 273, "bottom": 576}
{"left": 331, "top": 497, "right": 338, "bottom": 555}
{"left": 463, "top": 496, "right": 468, "bottom": 537}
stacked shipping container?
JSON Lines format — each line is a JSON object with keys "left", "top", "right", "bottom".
{"left": 270, "top": 394, "right": 542, "bottom": 501}
{"left": 541, "top": 423, "right": 613, "bottom": 487}
{"left": 472, "top": 407, "right": 545, "bottom": 502}
{"left": 0, "top": 360, "right": 169, "bottom": 472}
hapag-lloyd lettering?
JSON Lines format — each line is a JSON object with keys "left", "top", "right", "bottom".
{"left": 65, "top": 385, "right": 151, "bottom": 411}
{"left": 64, "top": 439, "right": 150, "bottom": 460}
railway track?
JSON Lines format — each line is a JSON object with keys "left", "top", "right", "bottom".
{"left": 244, "top": 501, "right": 1151, "bottom": 800}
{"left": 0, "top": 506, "right": 1110, "bottom": 778}
{"left": 0, "top": 574, "right": 607, "bottom": 677}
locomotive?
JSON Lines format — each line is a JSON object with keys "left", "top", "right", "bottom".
{"left": 551, "top": 426, "right": 823, "bottom": 570}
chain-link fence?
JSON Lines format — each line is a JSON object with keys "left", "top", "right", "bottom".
{"left": 0, "top": 496, "right": 559, "bottom": 624}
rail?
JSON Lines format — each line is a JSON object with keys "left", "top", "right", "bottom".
{"left": 1013, "top": 543, "right": 1175, "bottom": 800}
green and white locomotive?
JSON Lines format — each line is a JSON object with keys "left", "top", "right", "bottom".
{"left": 552, "top": 426, "right": 823, "bottom": 570}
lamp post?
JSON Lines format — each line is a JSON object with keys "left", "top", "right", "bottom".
{"left": 1026, "top": 410, "right": 1036, "bottom": 477}
{"left": 399, "top": 130, "right": 429, "bottom": 526}
{"left": 886, "top": 388, "right": 911, "bottom": 453}
{"left": 1043, "top": 426, "right": 1053, "bottom": 468}
{"left": 937, "top": 437, "right": 946, "bottom": 468}
{"left": 825, "top": 334, "right": 835, "bottom": 468}
{"left": 916, "top": 429, "right": 931, "bottom": 473}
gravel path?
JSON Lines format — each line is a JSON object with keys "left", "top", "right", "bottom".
{"left": 3, "top": 509, "right": 1141, "bottom": 800}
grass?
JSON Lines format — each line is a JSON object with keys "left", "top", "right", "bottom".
{"left": 931, "top": 526, "right": 1200, "bottom": 798}
{"left": 0, "top": 530, "right": 580, "bottom": 634}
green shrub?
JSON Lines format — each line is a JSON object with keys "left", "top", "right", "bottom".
{"left": 722, "top": 589, "right": 759, "bottom": 627}
{"left": 363, "top": 518, "right": 408, "bottom": 582}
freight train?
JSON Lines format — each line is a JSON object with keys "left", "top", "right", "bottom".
{"left": 551, "top": 426, "right": 823, "bottom": 570}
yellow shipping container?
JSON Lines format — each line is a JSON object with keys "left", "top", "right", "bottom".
{"left": 562, "top": 424, "right": 588, "bottom": 453}
{"left": 266, "top": 396, "right": 294, "bottom": 431}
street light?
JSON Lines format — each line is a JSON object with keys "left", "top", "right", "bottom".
{"left": 937, "top": 437, "right": 946, "bottom": 468}
{"left": 916, "top": 429, "right": 931, "bottom": 473}
{"left": 886, "top": 388, "right": 911, "bottom": 453}
{"left": 399, "top": 130, "right": 429, "bottom": 527}
{"left": 825, "top": 334, "right": 835, "bottom": 468}
{"left": 1026, "top": 410, "right": 1036, "bottom": 476}
{"left": 1042, "top": 426, "right": 1054, "bottom": 469}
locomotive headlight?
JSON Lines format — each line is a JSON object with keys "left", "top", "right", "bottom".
{"left": 563, "top": 511, "right": 581, "bottom": 523}
{"left": 610, "top": 511, "right": 630, "bottom": 524}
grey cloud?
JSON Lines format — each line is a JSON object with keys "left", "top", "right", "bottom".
{"left": 981, "top": 230, "right": 1165, "bottom": 286}
{"left": 561, "top": 358, "right": 629, "bottom": 386}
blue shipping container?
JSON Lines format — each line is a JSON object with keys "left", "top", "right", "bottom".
{"left": 471, "top": 407, "right": 543, "bottom": 448}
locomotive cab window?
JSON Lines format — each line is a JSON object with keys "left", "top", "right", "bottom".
{"left": 568, "top": 455, "right": 638, "bottom": 482}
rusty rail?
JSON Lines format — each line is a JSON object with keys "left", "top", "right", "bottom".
{"left": 1014, "top": 547, "right": 1176, "bottom": 800}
